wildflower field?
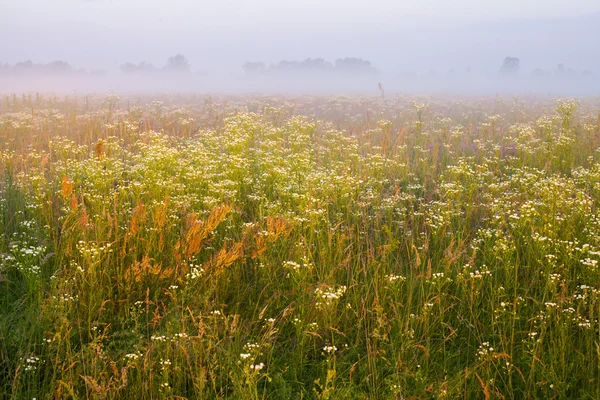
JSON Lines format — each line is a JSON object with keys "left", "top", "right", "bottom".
{"left": 2, "top": 93, "right": 600, "bottom": 399}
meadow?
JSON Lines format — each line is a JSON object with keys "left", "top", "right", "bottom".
{"left": 1, "top": 93, "right": 600, "bottom": 399}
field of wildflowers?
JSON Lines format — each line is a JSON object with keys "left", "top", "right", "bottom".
{"left": 1, "top": 93, "right": 600, "bottom": 398}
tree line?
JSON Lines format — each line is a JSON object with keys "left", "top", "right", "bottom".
{"left": 0, "top": 55, "right": 594, "bottom": 79}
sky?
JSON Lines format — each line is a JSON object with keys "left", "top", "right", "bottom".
{"left": 3, "top": 0, "right": 600, "bottom": 27}
{"left": 1, "top": 0, "right": 600, "bottom": 94}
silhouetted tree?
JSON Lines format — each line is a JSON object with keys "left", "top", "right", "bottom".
{"left": 274, "top": 60, "right": 301, "bottom": 71}
{"left": 14, "top": 60, "right": 34, "bottom": 71}
{"left": 0, "top": 60, "right": 92, "bottom": 76}
{"left": 46, "top": 61, "right": 73, "bottom": 74}
{"left": 555, "top": 63, "right": 577, "bottom": 78}
{"left": 121, "top": 62, "right": 156, "bottom": 74}
{"left": 499, "top": 57, "right": 520, "bottom": 77}
{"left": 334, "top": 57, "right": 375, "bottom": 73}
{"left": 163, "top": 54, "right": 190, "bottom": 72}
{"left": 241, "top": 57, "right": 377, "bottom": 75}
{"left": 121, "top": 63, "right": 137, "bottom": 73}
{"left": 300, "top": 58, "right": 332, "bottom": 70}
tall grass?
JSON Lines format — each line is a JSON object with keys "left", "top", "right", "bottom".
{"left": 1, "top": 93, "right": 600, "bottom": 398}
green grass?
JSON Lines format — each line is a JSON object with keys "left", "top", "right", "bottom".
{"left": 1, "top": 93, "right": 600, "bottom": 399}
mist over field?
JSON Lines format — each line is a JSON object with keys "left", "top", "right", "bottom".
{"left": 1, "top": 0, "right": 600, "bottom": 95}
{"left": 5, "top": 1, "right": 600, "bottom": 399}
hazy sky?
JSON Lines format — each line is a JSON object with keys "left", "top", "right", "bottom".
{"left": 1, "top": 0, "right": 600, "bottom": 74}
{"left": 3, "top": 0, "right": 600, "bottom": 27}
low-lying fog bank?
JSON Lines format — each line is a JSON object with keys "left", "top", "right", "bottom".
{"left": 1, "top": 72, "right": 599, "bottom": 97}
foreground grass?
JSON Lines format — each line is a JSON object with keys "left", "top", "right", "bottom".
{"left": 1, "top": 93, "right": 600, "bottom": 398}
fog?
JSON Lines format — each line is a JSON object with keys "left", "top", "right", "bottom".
{"left": 1, "top": 0, "right": 600, "bottom": 95}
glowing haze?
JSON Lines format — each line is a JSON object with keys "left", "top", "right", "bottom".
{"left": 1, "top": 0, "right": 600, "bottom": 94}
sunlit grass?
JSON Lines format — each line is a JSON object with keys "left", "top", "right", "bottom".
{"left": 1, "top": 93, "right": 600, "bottom": 398}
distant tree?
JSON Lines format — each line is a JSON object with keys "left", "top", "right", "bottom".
{"left": 242, "top": 62, "right": 266, "bottom": 74}
{"left": 274, "top": 60, "right": 301, "bottom": 71}
{"left": 14, "top": 60, "right": 34, "bottom": 71}
{"left": 243, "top": 57, "right": 380, "bottom": 75}
{"left": 0, "top": 60, "right": 88, "bottom": 76}
{"left": 163, "top": 54, "right": 190, "bottom": 72}
{"left": 300, "top": 58, "right": 332, "bottom": 70}
{"left": 121, "top": 61, "right": 155, "bottom": 74}
{"left": 46, "top": 60, "right": 73, "bottom": 74}
{"left": 499, "top": 57, "right": 520, "bottom": 77}
{"left": 334, "top": 57, "right": 375, "bottom": 73}
{"left": 555, "top": 63, "right": 577, "bottom": 78}
{"left": 135, "top": 62, "right": 155, "bottom": 73}
{"left": 120, "top": 62, "right": 137, "bottom": 74}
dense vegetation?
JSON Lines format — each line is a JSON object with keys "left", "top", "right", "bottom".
{"left": 1, "top": 93, "right": 600, "bottom": 399}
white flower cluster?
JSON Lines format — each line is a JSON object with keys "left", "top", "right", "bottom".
{"left": 283, "top": 261, "right": 301, "bottom": 270}
{"left": 239, "top": 342, "right": 266, "bottom": 372}
{"left": 125, "top": 352, "right": 142, "bottom": 360}
{"left": 322, "top": 345, "right": 337, "bottom": 354}
{"left": 283, "top": 257, "right": 314, "bottom": 274}
{"left": 249, "top": 362, "right": 265, "bottom": 371}
{"left": 23, "top": 356, "right": 40, "bottom": 371}
{"left": 54, "top": 293, "right": 77, "bottom": 302}
{"left": 386, "top": 274, "right": 406, "bottom": 283}
{"left": 315, "top": 285, "right": 347, "bottom": 307}
{"left": 76, "top": 240, "right": 113, "bottom": 260}
{"left": 580, "top": 258, "right": 598, "bottom": 269}
{"left": 476, "top": 342, "right": 495, "bottom": 360}
{"left": 429, "top": 272, "right": 452, "bottom": 283}
{"left": 186, "top": 263, "right": 205, "bottom": 280}
{"left": 150, "top": 332, "right": 189, "bottom": 342}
